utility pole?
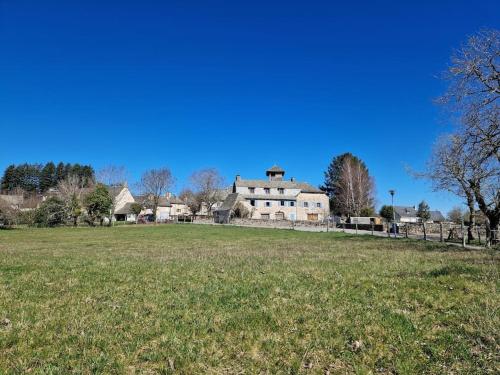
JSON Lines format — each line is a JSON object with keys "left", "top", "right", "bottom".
{"left": 389, "top": 190, "right": 396, "bottom": 238}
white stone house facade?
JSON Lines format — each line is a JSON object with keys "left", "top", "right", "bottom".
{"left": 136, "top": 192, "right": 190, "bottom": 222}
{"left": 109, "top": 185, "right": 137, "bottom": 222}
{"left": 223, "top": 166, "right": 329, "bottom": 221}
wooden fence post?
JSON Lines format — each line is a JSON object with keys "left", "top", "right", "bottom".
{"left": 439, "top": 223, "right": 443, "bottom": 242}
{"left": 405, "top": 223, "right": 409, "bottom": 238}
{"left": 422, "top": 222, "right": 427, "bottom": 241}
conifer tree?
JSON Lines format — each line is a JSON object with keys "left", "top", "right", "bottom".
{"left": 40, "top": 162, "right": 57, "bottom": 192}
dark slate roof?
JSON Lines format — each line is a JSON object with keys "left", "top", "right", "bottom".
{"left": 430, "top": 210, "right": 446, "bottom": 222}
{"left": 115, "top": 202, "right": 135, "bottom": 215}
{"left": 216, "top": 193, "right": 243, "bottom": 212}
{"left": 266, "top": 165, "right": 285, "bottom": 174}
{"left": 394, "top": 206, "right": 418, "bottom": 218}
{"left": 107, "top": 185, "right": 125, "bottom": 199}
{"left": 169, "top": 197, "right": 185, "bottom": 204}
{"left": 217, "top": 186, "right": 232, "bottom": 200}
{"left": 134, "top": 194, "right": 187, "bottom": 207}
{"left": 235, "top": 179, "right": 323, "bottom": 194}
{"left": 133, "top": 195, "right": 147, "bottom": 204}
{"left": 241, "top": 194, "right": 297, "bottom": 201}
{"left": 157, "top": 197, "right": 172, "bottom": 207}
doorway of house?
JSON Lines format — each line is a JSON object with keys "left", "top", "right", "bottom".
{"left": 307, "top": 213, "right": 319, "bottom": 221}
{"left": 275, "top": 212, "right": 285, "bottom": 220}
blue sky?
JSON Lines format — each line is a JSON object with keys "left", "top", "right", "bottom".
{"left": 1, "top": 1, "right": 498, "bottom": 213}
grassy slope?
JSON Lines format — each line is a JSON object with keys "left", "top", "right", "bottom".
{"left": 0, "top": 225, "right": 498, "bottom": 374}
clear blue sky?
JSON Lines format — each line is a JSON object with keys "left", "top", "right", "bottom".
{"left": 1, "top": 1, "right": 498, "bottom": 213}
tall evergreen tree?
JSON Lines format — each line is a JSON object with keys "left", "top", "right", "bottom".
{"left": 40, "top": 162, "right": 57, "bottom": 192}
{"left": 16, "top": 163, "right": 42, "bottom": 193}
{"left": 81, "top": 165, "right": 95, "bottom": 186}
{"left": 56, "top": 162, "right": 66, "bottom": 183}
{"left": 63, "top": 163, "right": 72, "bottom": 180}
{"left": 1, "top": 165, "right": 19, "bottom": 192}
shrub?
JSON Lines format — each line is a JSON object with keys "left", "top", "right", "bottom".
{"left": 0, "top": 203, "right": 17, "bottom": 228}
{"left": 33, "top": 197, "right": 66, "bottom": 227}
{"left": 83, "top": 184, "right": 112, "bottom": 226}
{"left": 379, "top": 205, "right": 394, "bottom": 222}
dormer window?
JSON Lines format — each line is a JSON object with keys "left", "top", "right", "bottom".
{"left": 249, "top": 187, "right": 255, "bottom": 194}
{"left": 264, "top": 188, "right": 270, "bottom": 195}
{"left": 278, "top": 188, "right": 284, "bottom": 195}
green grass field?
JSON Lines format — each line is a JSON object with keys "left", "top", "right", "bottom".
{"left": 0, "top": 225, "right": 498, "bottom": 374}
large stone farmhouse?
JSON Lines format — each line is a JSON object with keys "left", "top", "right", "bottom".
{"left": 215, "top": 166, "right": 329, "bottom": 222}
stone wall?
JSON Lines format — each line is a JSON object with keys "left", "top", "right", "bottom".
{"left": 396, "top": 222, "right": 487, "bottom": 237}
{"left": 192, "top": 217, "right": 330, "bottom": 229}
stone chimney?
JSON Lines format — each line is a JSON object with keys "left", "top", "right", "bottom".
{"left": 290, "top": 177, "right": 296, "bottom": 182}
{"left": 165, "top": 192, "right": 172, "bottom": 199}
{"left": 236, "top": 175, "right": 241, "bottom": 181}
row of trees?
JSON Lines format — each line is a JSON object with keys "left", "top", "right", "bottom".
{"left": 0, "top": 162, "right": 94, "bottom": 194}
{"left": 422, "top": 29, "right": 499, "bottom": 245}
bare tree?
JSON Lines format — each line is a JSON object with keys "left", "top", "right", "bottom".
{"left": 334, "top": 157, "right": 375, "bottom": 217}
{"left": 424, "top": 133, "right": 499, "bottom": 244}
{"left": 189, "top": 168, "right": 225, "bottom": 217}
{"left": 179, "top": 188, "right": 202, "bottom": 219}
{"left": 448, "top": 206, "right": 465, "bottom": 224}
{"left": 429, "top": 29, "right": 500, "bottom": 244}
{"left": 0, "top": 198, "right": 18, "bottom": 227}
{"left": 97, "top": 166, "right": 127, "bottom": 187}
{"left": 423, "top": 135, "right": 477, "bottom": 239}
{"left": 57, "top": 174, "right": 88, "bottom": 200}
{"left": 139, "top": 168, "right": 175, "bottom": 223}
{"left": 438, "top": 28, "right": 499, "bottom": 161}
{"left": 57, "top": 174, "right": 91, "bottom": 227}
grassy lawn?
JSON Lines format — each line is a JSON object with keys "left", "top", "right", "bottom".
{"left": 0, "top": 225, "right": 498, "bottom": 374}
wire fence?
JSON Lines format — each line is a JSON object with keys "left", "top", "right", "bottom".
{"left": 334, "top": 221, "right": 498, "bottom": 248}
{"left": 389, "top": 222, "right": 498, "bottom": 247}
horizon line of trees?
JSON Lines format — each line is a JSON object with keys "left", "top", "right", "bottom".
{"left": 0, "top": 162, "right": 95, "bottom": 194}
